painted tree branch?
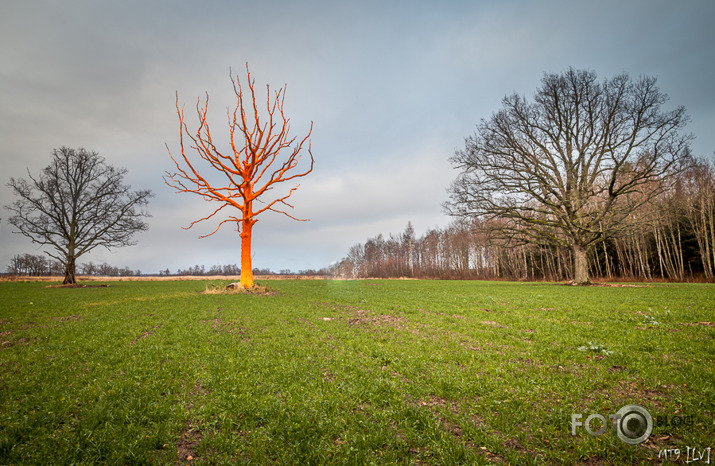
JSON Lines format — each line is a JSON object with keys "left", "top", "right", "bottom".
{"left": 164, "top": 64, "right": 314, "bottom": 289}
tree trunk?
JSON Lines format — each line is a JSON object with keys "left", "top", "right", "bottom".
{"left": 239, "top": 219, "right": 255, "bottom": 289}
{"left": 573, "top": 244, "right": 590, "bottom": 285}
{"left": 63, "top": 256, "right": 77, "bottom": 285}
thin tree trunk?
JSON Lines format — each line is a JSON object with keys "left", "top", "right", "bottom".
{"left": 602, "top": 239, "right": 612, "bottom": 280}
{"left": 709, "top": 194, "right": 715, "bottom": 277}
{"left": 654, "top": 226, "right": 665, "bottom": 279}
{"left": 678, "top": 223, "right": 685, "bottom": 280}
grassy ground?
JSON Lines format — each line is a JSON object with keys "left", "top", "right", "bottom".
{"left": 0, "top": 279, "right": 713, "bottom": 464}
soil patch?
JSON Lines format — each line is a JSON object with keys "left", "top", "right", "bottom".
{"left": 176, "top": 424, "right": 202, "bottom": 464}
{"left": 202, "top": 283, "right": 277, "bottom": 296}
{"left": 45, "top": 284, "right": 109, "bottom": 289}
{"left": 559, "top": 281, "right": 648, "bottom": 287}
{"left": 130, "top": 325, "right": 161, "bottom": 345}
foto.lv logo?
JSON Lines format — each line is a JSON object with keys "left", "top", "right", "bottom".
{"left": 571, "top": 404, "right": 653, "bottom": 445}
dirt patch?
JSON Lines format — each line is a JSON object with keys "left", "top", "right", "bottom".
{"left": 189, "top": 380, "right": 209, "bottom": 398}
{"left": 1, "top": 336, "right": 40, "bottom": 349}
{"left": 186, "top": 380, "right": 209, "bottom": 411}
{"left": 176, "top": 424, "right": 202, "bottom": 464}
{"left": 412, "top": 395, "right": 463, "bottom": 426}
{"left": 130, "top": 325, "right": 161, "bottom": 345}
{"left": 347, "top": 309, "right": 408, "bottom": 328}
{"left": 45, "top": 283, "right": 109, "bottom": 288}
{"left": 410, "top": 395, "right": 515, "bottom": 462}
{"left": 680, "top": 321, "right": 714, "bottom": 327}
{"left": 201, "top": 318, "right": 249, "bottom": 337}
{"left": 343, "top": 309, "right": 424, "bottom": 337}
{"left": 480, "top": 321, "right": 506, "bottom": 328}
{"left": 475, "top": 447, "right": 506, "bottom": 464}
{"left": 202, "top": 283, "right": 277, "bottom": 296}
{"left": 210, "top": 318, "right": 248, "bottom": 338}
{"left": 415, "top": 395, "right": 452, "bottom": 410}
{"left": 586, "top": 379, "right": 666, "bottom": 407}
{"left": 50, "top": 315, "right": 83, "bottom": 322}
{"left": 321, "top": 368, "right": 336, "bottom": 383}
{"left": 440, "top": 313, "right": 465, "bottom": 319}
{"left": 317, "top": 302, "right": 413, "bottom": 331}
{"left": 560, "top": 282, "right": 648, "bottom": 287}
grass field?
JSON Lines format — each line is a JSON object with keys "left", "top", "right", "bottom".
{"left": 0, "top": 279, "right": 713, "bottom": 464}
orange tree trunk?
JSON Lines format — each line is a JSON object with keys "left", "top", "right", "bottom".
{"left": 239, "top": 219, "right": 255, "bottom": 288}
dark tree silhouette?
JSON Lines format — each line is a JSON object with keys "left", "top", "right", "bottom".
{"left": 6, "top": 147, "right": 152, "bottom": 284}
{"left": 446, "top": 69, "right": 692, "bottom": 284}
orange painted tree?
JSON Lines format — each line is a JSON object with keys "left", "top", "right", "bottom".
{"left": 164, "top": 65, "right": 314, "bottom": 289}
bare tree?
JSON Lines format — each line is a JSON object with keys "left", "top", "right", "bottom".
{"left": 445, "top": 69, "right": 692, "bottom": 284}
{"left": 164, "top": 64, "right": 314, "bottom": 289}
{"left": 6, "top": 147, "right": 152, "bottom": 284}
{"left": 6, "top": 253, "right": 51, "bottom": 276}
{"left": 682, "top": 157, "right": 715, "bottom": 279}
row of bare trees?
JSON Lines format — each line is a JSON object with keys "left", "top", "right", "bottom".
{"left": 5, "top": 254, "right": 141, "bottom": 277}
{"left": 333, "top": 158, "right": 714, "bottom": 282}
{"left": 166, "top": 264, "right": 331, "bottom": 277}
{"left": 5, "top": 253, "right": 63, "bottom": 276}
{"left": 80, "top": 262, "right": 141, "bottom": 277}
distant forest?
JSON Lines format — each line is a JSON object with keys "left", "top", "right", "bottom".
{"left": 5, "top": 254, "right": 142, "bottom": 278}
{"left": 4, "top": 255, "right": 330, "bottom": 278}
{"left": 332, "top": 158, "right": 715, "bottom": 282}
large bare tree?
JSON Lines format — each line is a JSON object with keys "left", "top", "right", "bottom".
{"left": 445, "top": 69, "right": 692, "bottom": 284}
{"left": 164, "top": 65, "right": 314, "bottom": 289}
{"left": 6, "top": 147, "right": 152, "bottom": 284}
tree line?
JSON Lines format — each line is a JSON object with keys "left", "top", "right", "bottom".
{"left": 165, "top": 265, "right": 331, "bottom": 277}
{"left": 4, "top": 254, "right": 332, "bottom": 278}
{"left": 5, "top": 254, "right": 141, "bottom": 277}
{"left": 332, "top": 157, "right": 714, "bottom": 282}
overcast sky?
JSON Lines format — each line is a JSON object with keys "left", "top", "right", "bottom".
{"left": 1, "top": 0, "right": 714, "bottom": 274}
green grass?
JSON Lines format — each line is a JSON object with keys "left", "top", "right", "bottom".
{"left": 0, "top": 279, "right": 713, "bottom": 464}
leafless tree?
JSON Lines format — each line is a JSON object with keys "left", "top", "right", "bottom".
{"left": 5, "top": 253, "right": 56, "bottom": 276}
{"left": 445, "top": 69, "right": 692, "bottom": 284}
{"left": 6, "top": 147, "right": 152, "bottom": 284}
{"left": 164, "top": 64, "right": 314, "bottom": 289}
{"left": 682, "top": 157, "right": 715, "bottom": 279}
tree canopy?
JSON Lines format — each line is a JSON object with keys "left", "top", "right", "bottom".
{"left": 445, "top": 69, "right": 692, "bottom": 284}
{"left": 6, "top": 147, "right": 152, "bottom": 284}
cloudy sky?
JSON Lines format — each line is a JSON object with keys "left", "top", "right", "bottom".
{"left": 1, "top": 0, "right": 714, "bottom": 274}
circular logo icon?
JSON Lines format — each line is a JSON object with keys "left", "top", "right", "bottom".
{"left": 615, "top": 404, "right": 653, "bottom": 445}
